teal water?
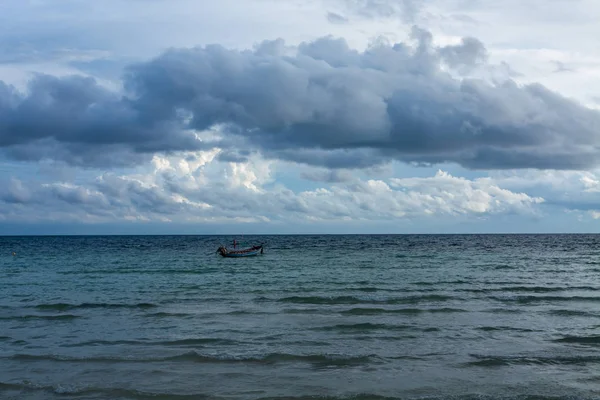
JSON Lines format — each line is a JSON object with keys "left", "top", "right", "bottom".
{"left": 1, "top": 234, "right": 600, "bottom": 399}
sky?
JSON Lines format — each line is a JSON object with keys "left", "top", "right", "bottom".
{"left": 1, "top": 0, "right": 600, "bottom": 235}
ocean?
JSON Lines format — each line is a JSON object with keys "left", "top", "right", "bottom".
{"left": 1, "top": 234, "right": 600, "bottom": 399}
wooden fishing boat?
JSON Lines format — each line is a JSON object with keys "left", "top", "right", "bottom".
{"left": 216, "top": 243, "right": 264, "bottom": 257}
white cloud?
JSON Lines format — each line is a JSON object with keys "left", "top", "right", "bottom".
{"left": 0, "top": 154, "right": 546, "bottom": 227}
{"left": 581, "top": 175, "right": 600, "bottom": 193}
{"left": 389, "top": 170, "right": 544, "bottom": 216}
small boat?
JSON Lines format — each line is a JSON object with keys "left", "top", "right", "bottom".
{"left": 216, "top": 242, "right": 264, "bottom": 257}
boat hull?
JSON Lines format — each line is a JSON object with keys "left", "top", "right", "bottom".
{"left": 220, "top": 250, "right": 261, "bottom": 257}
{"left": 217, "top": 245, "right": 263, "bottom": 257}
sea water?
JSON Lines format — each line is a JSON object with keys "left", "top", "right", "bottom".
{"left": 1, "top": 234, "right": 600, "bottom": 399}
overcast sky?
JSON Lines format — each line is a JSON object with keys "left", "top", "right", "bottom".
{"left": 2, "top": 0, "right": 600, "bottom": 234}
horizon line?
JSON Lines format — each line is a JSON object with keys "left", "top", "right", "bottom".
{"left": 1, "top": 232, "right": 599, "bottom": 237}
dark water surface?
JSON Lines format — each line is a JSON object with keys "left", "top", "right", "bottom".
{"left": 2, "top": 234, "right": 600, "bottom": 399}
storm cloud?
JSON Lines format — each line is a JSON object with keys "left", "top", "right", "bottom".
{"left": 335, "top": 0, "right": 426, "bottom": 23}
{"left": 0, "top": 74, "right": 209, "bottom": 167}
{"left": 1, "top": 26, "right": 600, "bottom": 170}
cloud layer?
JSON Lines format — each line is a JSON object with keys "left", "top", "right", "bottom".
{"left": 1, "top": 26, "right": 599, "bottom": 172}
{"left": 0, "top": 149, "right": 544, "bottom": 226}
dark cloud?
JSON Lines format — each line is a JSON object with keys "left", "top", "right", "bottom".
{"left": 68, "top": 58, "right": 133, "bottom": 82}
{"left": 1, "top": 27, "right": 600, "bottom": 171}
{"left": 300, "top": 169, "right": 354, "bottom": 183}
{"left": 270, "top": 148, "right": 386, "bottom": 170}
{"left": 449, "top": 14, "right": 479, "bottom": 24}
{"left": 438, "top": 36, "right": 487, "bottom": 72}
{"left": 122, "top": 28, "right": 600, "bottom": 170}
{"left": 340, "top": 0, "right": 425, "bottom": 23}
{"left": 216, "top": 150, "right": 252, "bottom": 163}
{"left": 0, "top": 74, "right": 213, "bottom": 166}
{"left": 0, "top": 176, "right": 117, "bottom": 223}
{"left": 497, "top": 61, "right": 524, "bottom": 78}
{"left": 326, "top": 12, "right": 349, "bottom": 24}
{"left": 552, "top": 61, "right": 574, "bottom": 73}
{"left": 0, "top": 178, "right": 31, "bottom": 204}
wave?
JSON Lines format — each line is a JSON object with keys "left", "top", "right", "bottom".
{"left": 283, "top": 308, "right": 325, "bottom": 314}
{"left": 5, "top": 351, "right": 379, "bottom": 367}
{"left": 553, "top": 335, "right": 600, "bottom": 345}
{"left": 171, "top": 352, "right": 378, "bottom": 367}
{"left": 312, "top": 323, "right": 414, "bottom": 332}
{"left": 460, "top": 286, "right": 600, "bottom": 294}
{"left": 253, "top": 396, "right": 600, "bottom": 400}
{"left": 224, "top": 310, "right": 275, "bottom": 316}
{"left": 484, "top": 308, "right": 522, "bottom": 314}
{"left": 32, "top": 302, "right": 158, "bottom": 311}
{"left": 0, "top": 314, "right": 80, "bottom": 321}
{"left": 0, "top": 381, "right": 438, "bottom": 400}
{"left": 143, "top": 312, "right": 193, "bottom": 318}
{"left": 492, "top": 264, "right": 516, "bottom": 270}
{"left": 62, "top": 338, "right": 239, "bottom": 348}
{"left": 152, "top": 268, "right": 222, "bottom": 275}
{"left": 276, "top": 295, "right": 456, "bottom": 305}
{"left": 159, "top": 338, "right": 240, "bottom": 346}
{"left": 476, "top": 326, "right": 538, "bottom": 333}
{"left": 330, "top": 280, "right": 372, "bottom": 286}
{"left": 411, "top": 280, "right": 469, "bottom": 286}
{"left": 490, "top": 295, "right": 600, "bottom": 304}
{"left": 340, "top": 307, "right": 466, "bottom": 315}
{"left": 350, "top": 287, "right": 386, "bottom": 293}
{"left": 61, "top": 340, "right": 145, "bottom": 347}
{"left": 465, "top": 354, "right": 600, "bottom": 367}
{"left": 547, "top": 309, "right": 598, "bottom": 317}
{"left": 0, "top": 382, "right": 595, "bottom": 400}
{"left": 306, "top": 286, "right": 395, "bottom": 293}
{"left": 0, "top": 381, "right": 213, "bottom": 399}
{"left": 508, "top": 285, "right": 599, "bottom": 292}
{"left": 278, "top": 340, "right": 332, "bottom": 347}
{"left": 59, "top": 268, "right": 221, "bottom": 275}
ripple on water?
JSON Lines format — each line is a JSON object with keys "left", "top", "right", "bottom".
{"left": 3, "top": 234, "right": 600, "bottom": 398}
